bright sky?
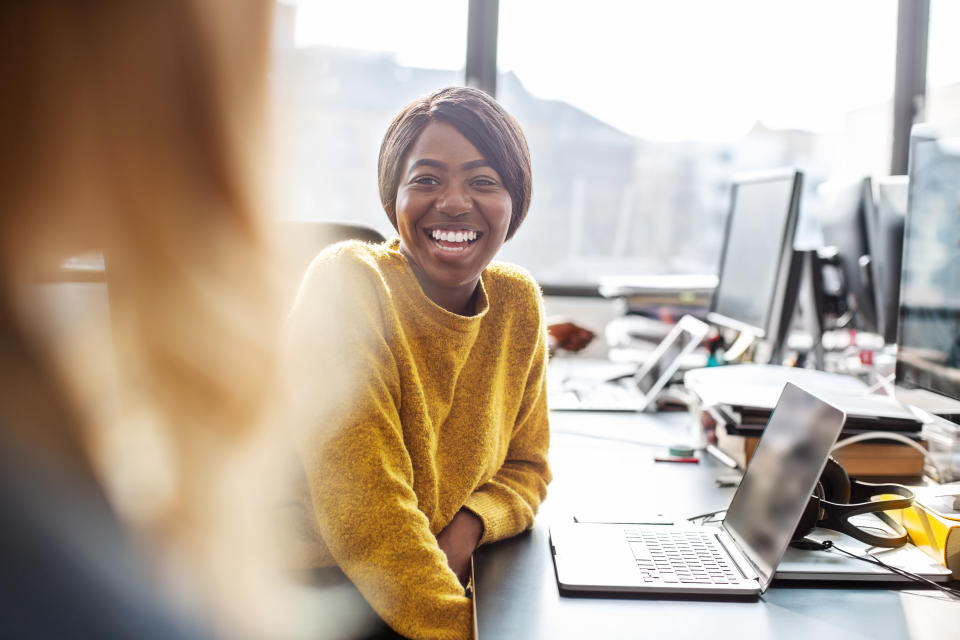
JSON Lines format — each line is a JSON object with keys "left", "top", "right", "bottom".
{"left": 291, "top": 0, "right": 468, "bottom": 69}
{"left": 288, "top": 0, "right": 959, "bottom": 142}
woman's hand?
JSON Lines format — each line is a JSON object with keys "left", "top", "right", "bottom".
{"left": 436, "top": 509, "right": 484, "bottom": 585}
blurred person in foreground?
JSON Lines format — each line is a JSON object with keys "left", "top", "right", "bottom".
{"left": 285, "top": 87, "right": 552, "bottom": 640}
{"left": 0, "top": 2, "right": 333, "bottom": 638}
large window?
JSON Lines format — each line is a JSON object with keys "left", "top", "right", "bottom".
{"left": 496, "top": 0, "right": 899, "bottom": 284}
{"left": 270, "top": 0, "right": 468, "bottom": 236}
{"left": 271, "top": 1, "right": 922, "bottom": 287}
{"left": 926, "top": 0, "right": 960, "bottom": 125}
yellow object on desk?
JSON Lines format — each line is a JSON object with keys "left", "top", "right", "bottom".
{"left": 891, "top": 500, "right": 960, "bottom": 578}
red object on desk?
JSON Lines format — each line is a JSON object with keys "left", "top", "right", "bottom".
{"left": 654, "top": 456, "right": 700, "bottom": 464}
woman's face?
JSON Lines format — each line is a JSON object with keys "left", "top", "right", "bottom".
{"left": 395, "top": 120, "right": 512, "bottom": 311}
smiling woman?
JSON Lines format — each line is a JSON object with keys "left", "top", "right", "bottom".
{"left": 379, "top": 87, "right": 532, "bottom": 314}
{"left": 284, "top": 87, "right": 550, "bottom": 640}
{"left": 394, "top": 120, "right": 513, "bottom": 314}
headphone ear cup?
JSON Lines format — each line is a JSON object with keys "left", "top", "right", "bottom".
{"left": 792, "top": 495, "right": 821, "bottom": 541}
{"left": 819, "top": 457, "right": 851, "bottom": 503}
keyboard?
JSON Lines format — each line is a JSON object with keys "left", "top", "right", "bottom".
{"left": 549, "top": 379, "right": 646, "bottom": 412}
{"left": 624, "top": 528, "right": 742, "bottom": 585}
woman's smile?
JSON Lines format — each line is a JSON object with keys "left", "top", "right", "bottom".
{"left": 424, "top": 227, "right": 482, "bottom": 253}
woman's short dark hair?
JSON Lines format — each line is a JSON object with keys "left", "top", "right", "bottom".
{"left": 377, "top": 86, "right": 532, "bottom": 240}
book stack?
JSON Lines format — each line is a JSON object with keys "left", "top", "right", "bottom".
{"left": 714, "top": 421, "right": 925, "bottom": 478}
{"left": 685, "top": 364, "right": 926, "bottom": 480}
{"left": 598, "top": 274, "right": 715, "bottom": 321}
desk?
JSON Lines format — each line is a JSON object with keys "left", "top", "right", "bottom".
{"left": 474, "top": 410, "right": 958, "bottom": 640}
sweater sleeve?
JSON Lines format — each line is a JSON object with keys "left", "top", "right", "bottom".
{"left": 463, "top": 281, "right": 551, "bottom": 545}
{"left": 286, "top": 251, "right": 473, "bottom": 640}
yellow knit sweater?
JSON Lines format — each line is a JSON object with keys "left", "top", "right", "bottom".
{"left": 284, "top": 239, "right": 551, "bottom": 640}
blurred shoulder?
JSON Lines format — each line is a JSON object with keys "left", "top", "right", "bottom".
{"left": 307, "top": 239, "right": 394, "bottom": 278}
{"left": 293, "top": 240, "right": 397, "bottom": 313}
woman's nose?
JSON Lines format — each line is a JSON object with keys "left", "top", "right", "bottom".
{"left": 436, "top": 186, "right": 471, "bottom": 216}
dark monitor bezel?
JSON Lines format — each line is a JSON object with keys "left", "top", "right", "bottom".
{"left": 873, "top": 175, "right": 908, "bottom": 346}
{"left": 708, "top": 168, "right": 804, "bottom": 341}
{"left": 895, "top": 121, "right": 960, "bottom": 402}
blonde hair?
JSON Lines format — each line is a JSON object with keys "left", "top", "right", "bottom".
{"left": 0, "top": 1, "right": 307, "bottom": 637}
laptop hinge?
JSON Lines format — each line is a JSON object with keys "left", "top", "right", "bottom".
{"left": 716, "top": 528, "right": 760, "bottom": 582}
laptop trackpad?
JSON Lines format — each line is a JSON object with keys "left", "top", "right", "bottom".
{"left": 551, "top": 522, "right": 647, "bottom": 589}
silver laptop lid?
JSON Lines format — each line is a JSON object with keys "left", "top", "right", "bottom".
{"left": 633, "top": 314, "right": 708, "bottom": 400}
{"left": 720, "top": 382, "right": 846, "bottom": 591}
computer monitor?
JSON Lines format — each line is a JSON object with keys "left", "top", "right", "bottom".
{"left": 816, "top": 176, "right": 881, "bottom": 335}
{"left": 895, "top": 122, "right": 960, "bottom": 402}
{"left": 874, "top": 176, "right": 908, "bottom": 345}
{"left": 708, "top": 168, "right": 804, "bottom": 355}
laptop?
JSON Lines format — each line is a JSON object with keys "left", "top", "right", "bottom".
{"left": 549, "top": 315, "right": 709, "bottom": 412}
{"left": 550, "top": 383, "right": 845, "bottom": 596}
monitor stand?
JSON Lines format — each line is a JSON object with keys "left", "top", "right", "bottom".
{"left": 724, "top": 330, "right": 757, "bottom": 362}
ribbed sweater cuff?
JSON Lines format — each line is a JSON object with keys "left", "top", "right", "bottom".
{"left": 463, "top": 491, "right": 517, "bottom": 546}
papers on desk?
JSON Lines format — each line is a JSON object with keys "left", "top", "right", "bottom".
{"left": 685, "top": 364, "right": 922, "bottom": 431}
{"left": 598, "top": 274, "right": 717, "bottom": 298}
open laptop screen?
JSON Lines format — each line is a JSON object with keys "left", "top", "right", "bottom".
{"left": 721, "top": 383, "right": 845, "bottom": 590}
{"left": 633, "top": 315, "right": 708, "bottom": 397}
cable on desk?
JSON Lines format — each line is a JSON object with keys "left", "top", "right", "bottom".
{"left": 799, "top": 539, "right": 960, "bottom": 600}
{"left": 686, "top": 508, "right": 726, "bottom": 525}
{"left": 864, "top": 372, "right": 896, "bottom": 395}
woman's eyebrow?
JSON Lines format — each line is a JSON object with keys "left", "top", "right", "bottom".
{"left": 408, "top": 158, "right": 446, "bottom": 171}
{"left": 461, "top": 159, "right": 491, "bottom": 171}
{"left": 407, "top": 158, "right": 491, "bottom": 172}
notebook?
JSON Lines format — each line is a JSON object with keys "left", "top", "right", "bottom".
{"left": 549, "top": 315, "right": 709, "bottom": 412}
{"left": 550, "top": 383, "right": 846, "bottom": 596}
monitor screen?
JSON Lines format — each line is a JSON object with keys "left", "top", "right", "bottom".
{"left": 896, "top": 123, "right": 960, "bottom": 402}
{"left": 817, "top": 177, "right": 880, "bottom": 334}
{"left": 709, "top": 169, "right": 802, "bottom": 338}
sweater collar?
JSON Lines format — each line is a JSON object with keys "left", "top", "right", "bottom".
{"left": 385, "top": 238, "right": 490, "bottom": 329}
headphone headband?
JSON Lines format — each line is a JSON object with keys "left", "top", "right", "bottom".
{"left": 816, "top": 482, "right": 914, "bottom": 547}
{"left": 793, "top": 459, "right": 915, "bottom": 548}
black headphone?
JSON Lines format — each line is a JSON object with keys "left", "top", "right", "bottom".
{"left": 791, "top": 457, "right": 915, "bottom": 548}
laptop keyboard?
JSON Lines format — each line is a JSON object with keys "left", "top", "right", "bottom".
{"left": 550, "top": 380, "right": 643, "bottom": 411}
{"left": 625, "top": 528, "right": 742, "bottom": 585}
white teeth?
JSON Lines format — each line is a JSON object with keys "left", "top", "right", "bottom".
{"left": 430, "top": 229, "right": 478, "bottom": 243}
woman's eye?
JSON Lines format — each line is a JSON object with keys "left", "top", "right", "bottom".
{"left": 472, "top": 177, "right": 497, "bottom": 187}
{"left": 413, "top": 176, "right": 439, "bottom": 185}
